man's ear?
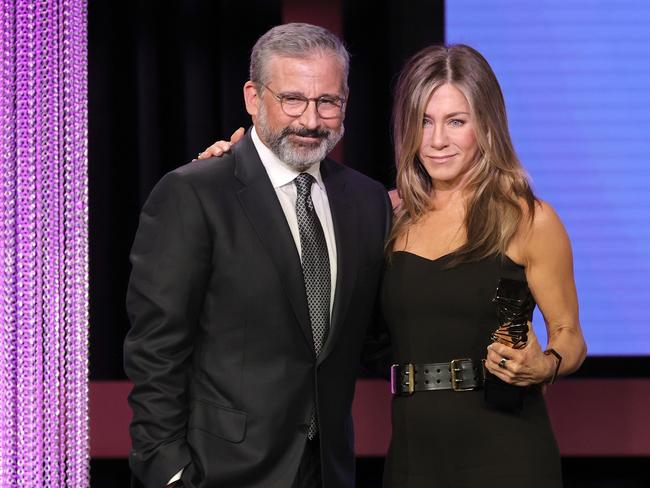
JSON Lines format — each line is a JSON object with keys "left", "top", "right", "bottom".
{"left": 244, "top": 81, "right": 260, "bottom": 116}
{"left": 342, "top": 88, "right": 350, "bottom": 117}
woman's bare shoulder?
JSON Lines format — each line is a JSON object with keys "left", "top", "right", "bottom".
{"left": 514, "top": 197, "right": 562, "bottom": 232}
{"left": 522, "top": 198, "right": 572, "bottom": 262}
{"left": 509, "top": 198, "right": 566, "bottom": 264}
{"left": 529, "top": 199, "right": 564, "bottom": 233}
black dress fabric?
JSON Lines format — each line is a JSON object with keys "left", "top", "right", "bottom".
{"left": 381, "top": 251, "right": 562, "bottom": 488}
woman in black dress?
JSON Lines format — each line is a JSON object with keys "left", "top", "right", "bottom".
{"left": 382, "top": 44, "right": 587, "bottom": 487}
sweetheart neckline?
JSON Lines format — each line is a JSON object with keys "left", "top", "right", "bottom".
{"left": 391, "top": 250, "right": 524, "bottom": 268}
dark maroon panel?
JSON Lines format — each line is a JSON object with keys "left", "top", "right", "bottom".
{"left": 545, "top": 379, "right": 650, "bottom": 456}
{"left": 89, "top": 379, "right": 650, "bottom": 458}
{"left": 90, "top": 381, "right": 133, "bottom": 458}
{"left": 282, "top": 0, "right": 342, "bottom": 35}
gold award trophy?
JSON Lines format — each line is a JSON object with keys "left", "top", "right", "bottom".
{"left": 484, "top": 278, "right": 535, "bottom": 411}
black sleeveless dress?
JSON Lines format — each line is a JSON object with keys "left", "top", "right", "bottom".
{"left": 381, "top": 251, "right": 562, "bottom": 488}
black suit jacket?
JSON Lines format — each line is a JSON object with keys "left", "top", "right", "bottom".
{"left": 124, "top": 130, "right": 391, "bottom": 488}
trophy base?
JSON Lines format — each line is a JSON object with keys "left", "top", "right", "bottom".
{"left": 483, "top": 371, "right": 526, "bottom": 413}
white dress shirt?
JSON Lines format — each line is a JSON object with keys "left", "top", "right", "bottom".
{"left": 251, "top": 126, "right": 337, "bottom": 315}
{"left": 167, "top": 127, "right": 337, "bottom": 486}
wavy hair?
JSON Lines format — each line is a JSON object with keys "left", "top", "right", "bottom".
{"left": 388, "top": 44, "right": 537, "bottom": 265}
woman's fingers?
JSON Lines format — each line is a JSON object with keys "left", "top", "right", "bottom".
{"left": 231, "top": 127, "right": 245, "bottom": 143}
{"left": 196, "top": 127, "right": 246, "bottom": 160}
{"left": 485, "top": 360, "right": 515, "bottom": 383}
{"left": 197, "top": 141, "right": 232, "bottom": 159}
{"left": 488, "top": 341, "right": 513, "bottom": 359}
{"left": 486, "top": 343, "right": 533, "bottom": 384}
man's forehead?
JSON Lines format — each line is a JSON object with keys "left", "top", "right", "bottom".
{"left": 267, "top": 50, "right": 340, "bottom": 65}
{"left": 266, "top": 54, "right": 345, "bottom": 93}
{"left": 267, "top": 53, "right": 343, "bottom": 75}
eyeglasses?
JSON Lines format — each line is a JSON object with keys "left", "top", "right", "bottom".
{"left": 260, "top": 83, "right": 346, "bottom": 119}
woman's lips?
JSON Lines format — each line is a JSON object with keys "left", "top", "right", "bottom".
{"left": 427, "top": 154, "right": 456, "bottom": 162}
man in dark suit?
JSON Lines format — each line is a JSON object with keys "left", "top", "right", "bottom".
{"left": 124, "top": 23, "right": 391, "bottom": 488}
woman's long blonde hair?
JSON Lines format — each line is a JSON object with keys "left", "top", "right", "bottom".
{"left": 388, "top": 44, "right": 537, "bottom": 265}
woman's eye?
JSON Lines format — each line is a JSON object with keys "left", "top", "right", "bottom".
{"left": 449, "top": 119, "right": 465, "bottom": 127}
{"left": 422, "top": 118, "right": 433, "bottom": 127}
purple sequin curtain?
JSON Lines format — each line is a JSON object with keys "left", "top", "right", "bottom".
{"left": 0, "top": 0, "right": 88, "bottom": 486}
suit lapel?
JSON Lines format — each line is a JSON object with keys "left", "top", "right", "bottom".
{"left": 234, "top": 132, "right": 315, "bottom": 353}
{"left": 317, "top": 159, "right": 358, "bottom": 365}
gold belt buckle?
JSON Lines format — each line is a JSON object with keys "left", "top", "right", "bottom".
{"left": 404, "top": 363, "right": 414, "bottom": 394}
{"left": 450, "top": 358, "right": 473, "bottom": 392}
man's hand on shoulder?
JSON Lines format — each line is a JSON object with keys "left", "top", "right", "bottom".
{"left": 388, "top": 189, "right": 401, "bottom": 211}
{"left": 196, "top": 127, "right": 245, "bottom": 160}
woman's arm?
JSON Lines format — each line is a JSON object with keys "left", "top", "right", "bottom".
{"left": 485, "top": 200, "right": 587, "bottom": 385}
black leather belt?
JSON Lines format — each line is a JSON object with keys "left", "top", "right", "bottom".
{"left": 390, "top": 359, "right": 485, "bottom": 395}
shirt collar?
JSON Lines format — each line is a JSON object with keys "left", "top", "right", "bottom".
{"left": 251, "top": 126, "right": 325, "bottom": 191}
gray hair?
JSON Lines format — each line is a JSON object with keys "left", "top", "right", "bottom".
{"left": 250, "top": 23, "right": 350, "bottom": 93}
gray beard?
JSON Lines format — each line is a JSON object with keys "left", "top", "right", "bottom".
{"left": 257, "top": 104, "right": 344, "bottom": 172}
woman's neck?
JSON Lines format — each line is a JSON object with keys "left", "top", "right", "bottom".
{"left": 429, "top": 185, "right": 471, "bottom": 212}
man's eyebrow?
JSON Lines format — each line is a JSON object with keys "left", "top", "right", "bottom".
{"left": 277, "top": 90, "right": 343, "bottom": 99}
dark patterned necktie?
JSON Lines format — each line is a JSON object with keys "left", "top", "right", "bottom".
{"left": 294, "top": 172, "right": 331, "bottom": 439}
{"left": 294, "top": 173, "right": 331, "bottom": 355}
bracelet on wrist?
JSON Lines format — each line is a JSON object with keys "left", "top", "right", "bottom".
{"left": 543, "top": 348, "right": 562, "bottom": 384}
